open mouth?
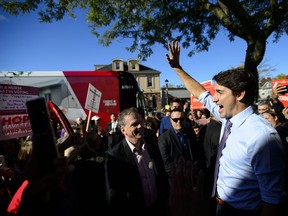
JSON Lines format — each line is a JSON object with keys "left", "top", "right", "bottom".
{"left": 218, "top": 105, "right": 224, "bottom": 113}
{"left": 134, "top": 128, "right": 143, "bottom": 137}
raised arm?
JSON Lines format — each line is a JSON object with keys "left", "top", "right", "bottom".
{"left": 165, "top": 41, "right": 206, "bottom": 98}
{"left": 270, "top": 84, "right": 286, "bottom": 123}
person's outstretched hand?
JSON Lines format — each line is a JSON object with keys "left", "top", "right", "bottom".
{"left": 165, "top": 41, "right": 182, "bottom": 69}
{"left": 169, "top": 156, "right": 208, "bottom": 216}
{"left": 272, "top": 84, "right": 287, "bottom": 99}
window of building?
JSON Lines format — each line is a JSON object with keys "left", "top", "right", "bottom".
{"left": 115, "top": 62, "right": 120, "bottom": 70}
{"left": 131, "top": 61, "right": 136, "bottom": 70}
{"left": 147, "top": 76, "right": 153, "bottom": 88}
{"left": 112, "top": 58, "right": 124, "bottom": 71}
{"left": 147, "top": 99, "right": 153, "bottom": 110}
{"left": 128, "top": 59, "right": 139, "bottom": 71}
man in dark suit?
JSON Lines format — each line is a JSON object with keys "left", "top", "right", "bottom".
{"left": 105, "top": 113, "right": 121, "bottom": 148}
{"left": 105, "top": 107, "right": 169, "bottom": 216}
{"left": 158, "top": 108, "right": 205, "bottom": 177}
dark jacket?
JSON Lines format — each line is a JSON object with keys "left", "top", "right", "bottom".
{"left": 105, "top": 138, "right": 169, "bottom": 216}
{"left": 105, "top": 121, "right": 122, "bottom": 149}
{"left": 158, "top": 127, "right": 205, "bottom": 176}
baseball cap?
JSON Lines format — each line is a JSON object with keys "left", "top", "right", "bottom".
{"left": 91, "top": 115, "right": 100, "bottom": 121}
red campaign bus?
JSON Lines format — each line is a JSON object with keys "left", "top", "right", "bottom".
{"left": 0, "top": 70, "right": 147, "bottom": 140}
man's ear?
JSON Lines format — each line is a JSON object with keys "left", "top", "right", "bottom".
{"left": 237, "top": 91, "right": 245, "bottom": 102}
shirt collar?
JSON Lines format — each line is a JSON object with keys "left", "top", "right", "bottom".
{"left": 230, "top": 106, "right": 254, "bottom": 128}
{"left": 126, "top": 138, "right": 146, "bottom": 153}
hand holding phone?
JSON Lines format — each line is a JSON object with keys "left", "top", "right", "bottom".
{"left": 26, "top": 97, "right": 59, "bottom": 177}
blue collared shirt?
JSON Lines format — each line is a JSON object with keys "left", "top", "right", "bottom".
{"left": 199, "top": 91, "right": 286, "bottom": 210}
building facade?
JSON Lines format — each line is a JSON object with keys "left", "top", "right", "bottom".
{"left": 94, "top": 58, "right": 162, "bottom": 112}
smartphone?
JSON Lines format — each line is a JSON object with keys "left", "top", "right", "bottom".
{"left": 26, "top": 97, "right": 59, "bottom": 174}
{"left": 0, "top": 155, "right": 5, "bottom": 171}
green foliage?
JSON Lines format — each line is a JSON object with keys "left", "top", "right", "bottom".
{"left": 1, "top": 0, "right": 288, "bottom": 79}
{"left": 273, "top": 73, "right": 288, "bottom": 80}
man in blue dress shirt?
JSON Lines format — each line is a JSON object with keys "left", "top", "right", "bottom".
{"left": 165, "top": 41, "right": 286, "bottom": 216}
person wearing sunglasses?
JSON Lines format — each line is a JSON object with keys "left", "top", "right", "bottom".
{"left": 158, "top": 108, "right": 205, "bottom": 177}
{"left": 159, "top": 97, "right": 183, "bottom": 135}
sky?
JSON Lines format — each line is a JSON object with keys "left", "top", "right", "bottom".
{"left": 1, "top": 8, "right": 287, "bottom": 87}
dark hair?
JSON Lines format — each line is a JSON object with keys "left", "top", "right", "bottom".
{"left": 262, "top": 110, "right": 277, "bottom": 117}
{"left": 212, "top": 68, "right": 257, "bottom": 105}
{"left": 170, "top": 97, "right": 183, "bottom": 106}
{"left": 170, "top": 108, "right": 183, "bottom": 114}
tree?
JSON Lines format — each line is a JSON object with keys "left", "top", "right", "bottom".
{"left": 234, "top": 59, "right": 276, "bottom": 79}
{"left": 273, "top": 73, "right": 288, "bottom": 80}
{"left": 1, "top": 0, "right": 288, "bottom": 81}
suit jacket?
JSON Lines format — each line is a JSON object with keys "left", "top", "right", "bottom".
{"left": 105, "top": 137, "right": 169, "bottom": 216}
{"left": 105, "top": 121, "right": 121, "bottom": 148}
{"left": 158, "top": 127, "right": 205, "bottom": 176}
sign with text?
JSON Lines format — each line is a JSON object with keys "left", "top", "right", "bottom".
{"left": 84, "top": 83, "right": 102, "bottom": 113}
{"left": 190, "top": 80, "right": 215, "bottom": 110}
{"left": 0, "top": 84, "right": 39, "bottom": 140}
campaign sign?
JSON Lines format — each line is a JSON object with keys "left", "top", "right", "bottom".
{"left": 0, "top": 84, "right": 39, "bottom": 140}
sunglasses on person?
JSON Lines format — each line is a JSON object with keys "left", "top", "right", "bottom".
{"left": 171, "top": 117, "right": 185, "bottom": 123}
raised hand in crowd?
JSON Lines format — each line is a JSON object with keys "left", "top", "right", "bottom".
{"left": 272, "top": 84, "right": 288, "bottom": 99}
{"left": 270, "top": 84, "right": 288, "bottom": 123}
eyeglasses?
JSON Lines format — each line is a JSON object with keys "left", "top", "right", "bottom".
{"left": 171, "top": 117, "right": 185, "bottom": 123}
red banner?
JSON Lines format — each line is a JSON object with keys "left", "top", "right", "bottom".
{"left": 190, "top": 80, "right": 214, "bottom": 110}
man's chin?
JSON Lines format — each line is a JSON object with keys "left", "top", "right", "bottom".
{"left": 218, "top": 113, "right": 226, "bottom": 119}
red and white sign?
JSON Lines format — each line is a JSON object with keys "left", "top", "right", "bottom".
{"left": 0, "top": 84, "right": 39, "bottom": 140}
{"left": 190, "top": 80, "right": 215, "bottom": 110}
{"left": 272, "top": 79, "right": 288, "bottom": 108}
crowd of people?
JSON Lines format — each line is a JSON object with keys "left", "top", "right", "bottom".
{"left": 0, "top": 40, "right": 288, "bottom": 216}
